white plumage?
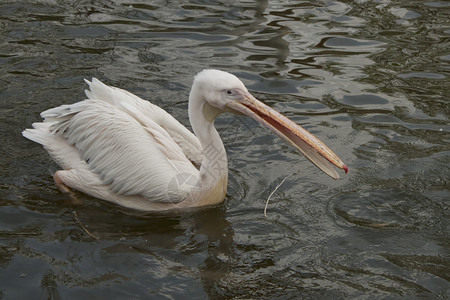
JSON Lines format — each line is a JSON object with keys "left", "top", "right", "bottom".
{"left": 23, "top": 70, "right": 347, "bottom": 211}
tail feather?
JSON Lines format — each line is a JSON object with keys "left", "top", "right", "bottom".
{"left": 22, "top": 123, "right": 52, "bottom": 146}
{"left": 23, "top": 121, "right": 84, "bottom": 170}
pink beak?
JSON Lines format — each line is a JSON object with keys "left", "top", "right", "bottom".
{"left": 227, "top": 94, "right": 348, "bottom": 179}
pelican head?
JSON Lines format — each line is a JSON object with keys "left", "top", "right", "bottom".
{"left": 191, "top": 69, "right": 247, "bottom": 110}
{"left": 190, "top": 69, "right": 348, "bottom": 179}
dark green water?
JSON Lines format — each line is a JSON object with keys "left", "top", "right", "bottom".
{"left": 1, "top": 0, "right": 449, "bottom": 298}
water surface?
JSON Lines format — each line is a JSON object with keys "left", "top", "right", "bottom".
{"left": 1, "top": 0, "right": 449, "bottom": 298}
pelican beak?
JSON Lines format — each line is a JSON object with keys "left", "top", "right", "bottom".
{"left": 226, "top": 94, "right": 348, "bottom": 179}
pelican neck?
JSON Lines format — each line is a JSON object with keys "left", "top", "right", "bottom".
{"left": 188, "top": 89, "right": 228, "bottom": 183}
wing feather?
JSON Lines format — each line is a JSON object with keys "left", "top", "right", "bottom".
{"left": 84, "top": 78, "right": 203, "bottom": 168}
{"left": 25, "top": 78, "right": 204, "bottom": 203}
{"left": 51, "top": 100, "right": 198, "bottom": 202}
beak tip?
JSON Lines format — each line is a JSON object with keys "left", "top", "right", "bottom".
{"left": 343, "top": 164, "right": 348, "bottom": 174}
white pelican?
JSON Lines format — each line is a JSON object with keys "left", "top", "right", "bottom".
{"left": 23, "top": 69, "right": 347, "bottom": 211}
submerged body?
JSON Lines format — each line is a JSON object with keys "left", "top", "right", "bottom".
{"left": 23, "top": 70, "right": 347, "bottom": 211}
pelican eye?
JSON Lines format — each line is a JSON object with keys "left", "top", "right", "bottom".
{"left": 223, "top": 88, "right": 243, "bottom": 100}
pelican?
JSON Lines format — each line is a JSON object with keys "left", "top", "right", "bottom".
{"left": 23, "top": 69, "right": 347, "bottom": 211}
